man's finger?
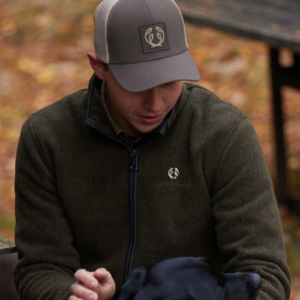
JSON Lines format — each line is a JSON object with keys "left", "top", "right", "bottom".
{"left": 74, "top": 269, "right": 99, "bottom": 289}
{"left": 69, "top": 296, "right": 82, "bottom": 300}
{"left": 94, "top": 268, "right": 111, "bottom": 283}
{"left": 70, "top": 282, "right": 98, "bottom": 300}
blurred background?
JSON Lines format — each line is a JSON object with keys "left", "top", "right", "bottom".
{"left": 0, "top": 0, "right": 299, "bottom": 298}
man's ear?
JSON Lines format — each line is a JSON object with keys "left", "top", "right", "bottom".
{"left": 117, "top": 268, "right": 147, "bottom": 300}
{"left": 87, "top": 52, "right": 106, "bottom": 80}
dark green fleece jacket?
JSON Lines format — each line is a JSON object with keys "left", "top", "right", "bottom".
{"left": 14, "top": 75, "right": 290, "bottom": 300}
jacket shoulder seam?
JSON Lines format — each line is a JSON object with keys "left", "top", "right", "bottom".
{"left": 184, "top": 83, "right": 245, "bottom": 118}
{"left": 29, "top": 89, "right": 88, "bottom": 118}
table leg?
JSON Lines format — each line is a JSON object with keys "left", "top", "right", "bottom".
{"left": 269, "top": 48, "right": 287, "bottom": 200}
{"left": 269, "top": 48, "right": 299, "bottom": 212}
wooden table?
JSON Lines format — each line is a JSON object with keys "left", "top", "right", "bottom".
{"left": 176, "top": 0, "right": 300, "bottom": 209}
{"left": 0, "top": 236, "right": 17, "bottom": 255}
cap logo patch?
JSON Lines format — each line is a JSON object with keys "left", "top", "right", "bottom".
{"left": 145, "top": 27, "right": 165, "bottom": 48}
{"left": 140, "top": 23, "right": 169, "bottom": 53}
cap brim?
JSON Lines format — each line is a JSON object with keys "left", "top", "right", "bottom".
{"left": 109, "top": 50, "right": 200, "bottom": 92}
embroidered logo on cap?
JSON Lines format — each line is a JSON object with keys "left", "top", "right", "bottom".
{"left": 145, "top": 27, "right": 165, "bottom": 48}
{"left": 140, "top": 23, "right": 169, "bottom": 53}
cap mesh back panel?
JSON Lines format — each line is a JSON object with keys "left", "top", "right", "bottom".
{"left": 170, "top": 0, "right": 188, "bottom": 48}
{"left": 94, "top": 0, "right": 122, "bottom": 63}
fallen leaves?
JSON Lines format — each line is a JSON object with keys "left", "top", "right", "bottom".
{"left": 17, "top": 58, "right": 41, "bottom": 75}
{"left": 0, "top": 18, "right": 18, "bottom": 37}
{"left": 36, "top": 66, "right": 56, "bottom": 84}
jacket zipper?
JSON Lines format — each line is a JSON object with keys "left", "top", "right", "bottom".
{"left": 86, "top": 75, "right": 173, "bottom": 284}
{"left": 84, "top": 123, "right": 138, "bottom": 282}
{"left": 124, "top": 148, "right": 139, "bottom": 282}
{"left": 87, "top": 120, "right": 158, "bottom": 283}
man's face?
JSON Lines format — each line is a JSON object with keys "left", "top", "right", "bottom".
{"left": 101, "top": 67, "right": 183, "bottom": 136}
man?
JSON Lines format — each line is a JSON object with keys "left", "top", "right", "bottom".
{"left": 14, "top": 0, "right": 290, "bottom": 300}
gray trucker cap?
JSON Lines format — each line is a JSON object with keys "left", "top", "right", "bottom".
{"left": 94, "top": 0, "right": 200, "bottom": 92}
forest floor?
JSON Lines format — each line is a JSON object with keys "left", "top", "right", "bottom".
{"left": 0, "top": 0, "right": 300, "bottom": 298}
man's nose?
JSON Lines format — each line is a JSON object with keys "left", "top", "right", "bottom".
{"left": 143, "top": 87, "right": 163, "bottom": 112}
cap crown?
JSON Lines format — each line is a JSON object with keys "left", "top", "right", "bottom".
{"left": 94, "top": 0, "right": 188, "bottom": 64}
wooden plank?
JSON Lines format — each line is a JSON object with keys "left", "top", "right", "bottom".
{"left": 0, "top": 236, "right": 17, "bottom": 255}
{"left": 176, "top": 0, "right": 300, "bottom": 53}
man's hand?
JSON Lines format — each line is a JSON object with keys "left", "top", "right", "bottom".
{"left": 69, "top": 268, "right": 116, "bottom": 300}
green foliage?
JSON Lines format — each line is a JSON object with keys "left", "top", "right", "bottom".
{"left": 0, "top": 218, "right": 15, "bottom": 231}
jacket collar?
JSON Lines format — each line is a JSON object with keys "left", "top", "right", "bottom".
{"left": 85, "top": 73, "right": 180, "bottom": 138}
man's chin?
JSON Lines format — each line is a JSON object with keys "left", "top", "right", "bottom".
{"left": 134, "top": 121, "right": 164, "bottom": 135}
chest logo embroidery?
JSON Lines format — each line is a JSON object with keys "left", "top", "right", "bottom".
{"left": 145, "top": 26, "right": 165, "bottom": 48}
{"left": 168, "top": 168, "right": 179, "bottom": 180}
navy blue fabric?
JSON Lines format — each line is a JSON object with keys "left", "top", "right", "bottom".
{"left": 118, "top": 257, "right": 261, "bottom": 300}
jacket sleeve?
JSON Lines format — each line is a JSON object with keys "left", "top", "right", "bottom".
{"left": 210, "top": 116, "right": 291, "bottom": 300}
{"left": 14, "top": 119, "right": 80, "bottom": 300}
